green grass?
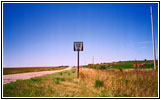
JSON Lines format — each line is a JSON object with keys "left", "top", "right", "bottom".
{"left": 83, "top": 60, "right": 157, "bottom": 69}
{"left": 113, "top": 64, "right": 133, "bottom": 69}
{"left": 53, "top": 77, "right": 66, "bottom": 84}
{"left": 3, "top": 68, "right": 78, "bottom": 97}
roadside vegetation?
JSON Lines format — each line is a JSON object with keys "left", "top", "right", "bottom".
{"left": 3, "top": 66, "right": 158, "bottom": 97}
{"left": 3, "top": 66, "right": 68, "bottom": 75}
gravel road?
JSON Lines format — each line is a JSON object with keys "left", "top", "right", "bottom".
{"left": 3, "top": 66, "right": 72, "bottom": 84}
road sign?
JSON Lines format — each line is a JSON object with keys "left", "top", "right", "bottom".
{"left": 74, "top": 42, "right": 83, "bottom": 51}
{"left": 74, "top": 42, "right": 83, "bottom": 79}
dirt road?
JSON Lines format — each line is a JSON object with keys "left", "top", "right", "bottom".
{"left": 3, "top": 66, "right": 72, "bottom": 84}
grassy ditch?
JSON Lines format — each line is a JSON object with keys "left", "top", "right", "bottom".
{"left": 3, "top": 67, "right": 158, "bottom": 97}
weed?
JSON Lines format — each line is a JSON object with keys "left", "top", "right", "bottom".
{"left": 35, "top": 86, "right": 43, "bottom": 89}
{"left": 68, "top": 73, "right": 70, "bottom": 76}
{"left": 71, "top": 91, "right": 75, "bottom": 97}
{"left": 31, "top": 77, "right": 42, "bottom": 82}
{"left": 95, "top": 79, "right": 104, "bottom": 88}
{"left": 72, "top": 70, "right": 75, "bottom": 73}
{"left": 60, "top": 78, "right": 65, "bottom": 81}
{"left": 54, "top": 79, "right": 60, "bottom": 84}
{"left": 100, "top": 91, "right": 110, "bottom": 97}
{"left": 59, "top": 72, "right": 63, "bottom": 75}
{"left": 53, "top": 77, "right": 66, "bottom": 84}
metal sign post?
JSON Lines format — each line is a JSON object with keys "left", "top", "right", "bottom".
{"left": 74, "top": 42, "right": 83, "bottom": 79}
{"left": 77, "top": 50, "right": 79, "bottom": 79}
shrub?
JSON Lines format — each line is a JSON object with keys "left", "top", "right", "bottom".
{"left": 72, "top": 70, "right": 75, "bottom": 73}
{"left": 60, "top": 78, "right": 65, "bottom": 81}
{"left": 54, "top": 77, "right": 65, "bottom": 84}
{"left": 54, "top": 79, "right": 60, "bottom": 84}
{"left": 59, "top": 72, "right": 63, "bottom": 75}
{"left": 95, "top": 79, "right": 104, "bottom": 88}
{"left": 54, "top": 77, "right": 60, "bottom": 84}
{"left": 55, "top": 77, "right": 60, "bottom": 80}
{"left": 99, "top": 65, "right": 106, "bottom": 69}
{"left": 31, "top": 77, "right": 42, "bottom": 82}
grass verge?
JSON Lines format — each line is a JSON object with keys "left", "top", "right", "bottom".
{"left": 3, "top": 68, "right": 158, "bottom": 97}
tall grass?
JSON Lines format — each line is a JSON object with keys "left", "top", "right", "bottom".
{"left": 79, "top": 68, "right": 158, "bottom": 97}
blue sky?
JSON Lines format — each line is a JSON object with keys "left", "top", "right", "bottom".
{"left": 3, "top": 3, "right": 158, "bottom": 67}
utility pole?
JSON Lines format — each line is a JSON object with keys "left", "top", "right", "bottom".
{"left": 150, "top": 6, "right": 157, "bottom": 71}
{"left": 93, "top": 56, "right": 94, "bottom": 65}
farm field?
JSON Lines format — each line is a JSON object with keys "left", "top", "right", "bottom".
{"left": 3, "top": 66, "right": 158, "bottom": 97}
{"left": 83, "top": 60, "right": 158, "bottom": 69}
{"left": 3, "top": 66, "right": 68, "bottom": 75}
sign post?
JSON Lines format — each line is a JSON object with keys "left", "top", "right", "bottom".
{"left": 77, "top": 51, "right": 79, "bottom": 79}
{"left": 74, "top": 42, "right": 83, "bottom": 79}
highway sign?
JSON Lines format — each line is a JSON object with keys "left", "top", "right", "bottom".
{"left": 74, "top": 42, "right": 83, "bottom": 51}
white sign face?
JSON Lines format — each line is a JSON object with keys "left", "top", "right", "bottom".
{"left": 74, "top": 42, "right": 83, "bottom": 51}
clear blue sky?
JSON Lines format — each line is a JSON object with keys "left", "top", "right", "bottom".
{"left": 3, "top": 3, "right": 158, "bottom": 67}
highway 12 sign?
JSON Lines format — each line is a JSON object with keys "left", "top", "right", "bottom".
{"left": 73, "top": 42, "right": 83, "bottom": 79}
{"left": 74, "top": 42, "right": 83, "bottom": 51}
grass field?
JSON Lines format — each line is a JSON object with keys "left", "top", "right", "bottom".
{"left": 3, "top": 66, "right": 68, "bottom": 75}
{"left": 3, "top": 67, "right": 158, "bottom": 97}
{"left": 83, "top": 60, "right": 157, "bottom": 69}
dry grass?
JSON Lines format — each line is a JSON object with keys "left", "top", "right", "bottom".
{"left": 79, "top": 68, "right": 158, "bottom": 97}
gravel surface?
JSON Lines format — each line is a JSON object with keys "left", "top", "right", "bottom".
{"left": 3, "top": 66, "right": 72, "bottom": 84}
